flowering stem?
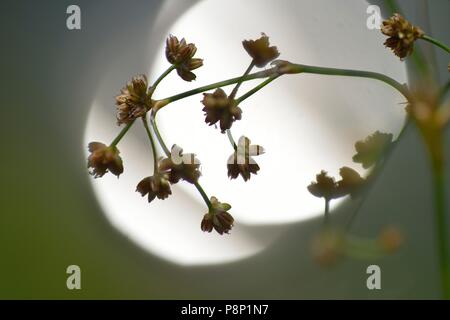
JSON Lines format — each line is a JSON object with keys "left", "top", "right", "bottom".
{"left": 421, "top": 35, "right": 450, "bottom": 54}
{"left": 236, "top": 75, "right": 280, "bottom": 103}
{"left": 150, "top": 112, "right": 212, "bottom": 210}
{"left": 110, "top": 121, "right": 134, "bottom": 147}
{"left": 141, "top": 116, "right": 158, "bottom": 171}
{"left": 151, "top": 64, "right": 176, "bottom": 92}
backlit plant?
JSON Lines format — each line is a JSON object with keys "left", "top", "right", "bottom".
{"left": 87, "top": 9, "right": 450, "bottom": 298}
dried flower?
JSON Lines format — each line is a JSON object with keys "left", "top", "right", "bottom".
{"left": 336, "top": 167, "right": 365, "bottom": 199}
{"left": 381, "top": 13, "right": 424, "bottom": 59}
{"left": 378, "top": 226, "right": 403, "bottom": 254}
{"left": 311, "top": 230, "right": 344, "bottom": 267}
{"left": 165, "top": 35, "right": 203, "bottom": 81}
{"left": 202, "top": 88, "right": 242, "bottom": 133}
{"left": 158, "top": 145, "right": 201, "bottom": 184}
{"left": 87, "top": 142, "right": 123, "bottom": 178}
{"left": 201, "top": 197, "right": 234, "bottom": 235}
{"left": 227, "top": 136, "right": 265, "bottom": 181}
{"left": 352, "top": 131, "right": 393, "bottom": 169}
{"left": 242, "top": 33, "right": 280, "bottom": 67}
{"left": 136, "top": 172, "right": 172, "bottom": 203}
{"left": 115, "top": 75, "right": 152, "bottom": 125}
{"left": 307, "top": 171, "right": 339, "bottom": 200}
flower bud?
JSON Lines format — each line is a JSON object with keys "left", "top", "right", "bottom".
{"left": 87, "top": 142, "right": 123, "bottom": 178}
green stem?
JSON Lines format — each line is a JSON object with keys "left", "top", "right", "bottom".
{"left": 236, "top": 75, "right": 279, "bottom": 103}
{"left": 141, "top": 116, "right": 158, "bottom": 171}
{"left": 229, "top": 61, "right": 255, "bottom": 99}
{"left": 110, "top": 121, "right": 134, "bottom": 147}
{"left": 422, "top": 35, "right": 450, "bottom": 54}
{"left": 161, "top": 62, "right": 410, "bottom": 107}
{"left": 194, "top": 182, "right": 212, "bottom": 210}
{"left": 151, "top": 64, "right": 176, "bottom": 92}
{"left": 149, "top": 113, "right": 170, "bottom": 157}
{"left": 226, "top": 129, "right": 237, "bottom": 150}
{"left": 324, "top": 199, "right": 330, "bottom": 226}
{"left": 432, "top": 164, "right": 450, "bottom": 299}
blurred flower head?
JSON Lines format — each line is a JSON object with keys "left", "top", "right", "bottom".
{"left": 311, "top": 230, "right": 344, "bottom": 267}
{"left": 87, "top": 142, "right": 123, "bottom": 178}
{"left": 201, "top": 197, "right": 234, "bottom": 235}
{"left": 202, "top": 88, "right": 242, "bottom": 133}
{"left": 115, "top": 74, "right": 152, "bottom": 125}
{"left": 336, "top": 167, "right": 365, "bottom": 199}
{"left": 378, "top": 226, "right": 404, "bottom": 254}
{"left": 243, "top": 33, "right": 280, "bottom": 67}
{"left": 381, "top": 13, "right": 424, "bottom": 59}
{"left": 227, "top": 136, "right": 265, "bottom": 181}
{"left": 165, "top": 35, "right": 203, "bottom": 81}
{"left": 352, "top": 131, "right": 393, "bottom": 169}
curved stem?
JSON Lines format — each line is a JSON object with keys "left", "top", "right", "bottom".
{"left": 110, "top": 121, "right": 134, "bottom": 147}
{"left": 160, "top": 62, "right": 410, "bottom": 108}
{"left": 194, "top": 182, "right": 212, "bottom": 210}
{"left": 226, "top": 129, "right": 237, "bottom": 150}
{"left": 151, "top": 64, "right": 176, "bottom": 93}
{"left": 141, "top": 116, "right": 158, "bottom": 171}
{"left": 150, "top": 113, "right": 170, "bottom": 157}
{"left": 422, "top": 35, "right": 450, "bottom": 54}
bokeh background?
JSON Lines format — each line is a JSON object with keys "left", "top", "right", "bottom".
{"left": 1, "top": 0, "right": 449, "bottom": 299}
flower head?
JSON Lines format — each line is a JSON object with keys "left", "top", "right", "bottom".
{"left": 311, "top": 230, "right": 344, "bottom": 267}
{"left": 136, "top": 172, "right": 172, "bottom": 203}
{"left": 165, "top": 35, "right": 203, "bottom": 81}
{"left": 336, "top": 167, "right": 365, "bottom": 199}
{"left": 242, "top": 33, "right": 280, "bottom": 67}
{"left": 87, "top": 142, "right": 123, "bottom": 178}
{"left": 158, "top": 145, "right": 201, "bottom": 184}
{"left": 307, "top": 171, "right": 338, "bottom": 200}
{"left": 308, "top": 168, "right": 365, "bottom": 200}
{"left": 227, "top": 136, "right": 265, "bottom": 181}
{"left": 202, "top": 88, "right": 242, "bottom": 133}
{"left": 115, "top": 75, "right": 152, "bottom": 125}
{"left": 201, "top": 197, "right": 234, "bottom": 235}
{"left": 381, "top": 13, "right": 424, "bottom": 59}
{"left": 352, "top": 131, "right": 393, "bottom": 169}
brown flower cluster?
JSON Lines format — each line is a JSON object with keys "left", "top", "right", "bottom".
{"left": 166, "top": 35, "right": 203, "bottom": 81}
{"left": 201, "top": 197, "right": 234, "bottom": 235}
{"left": 227, "top": 136, "right": 265, "bottom": 181}
{"left": 243, "top": 33, "right": 280, "bottom": 67}
{"left": 115, "top": 75, "right": 153, "bottom": 125}
{"left": 202, "top": 88, "right": 242, "bottom": 133}
{"left": 87, "top": 142, "right": 123, "bottom": 178}
{"left": 381, "top": 13, "right": 424, "bottom": 59}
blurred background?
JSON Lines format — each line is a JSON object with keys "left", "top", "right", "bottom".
{"left": 1, "top": 0, "right": 449, "bottom": 299}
